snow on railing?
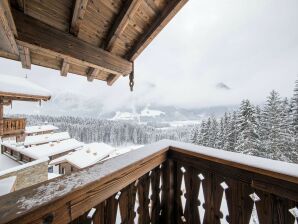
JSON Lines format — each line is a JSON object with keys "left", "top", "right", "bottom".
{"left": 0, "top": 140, "right": 297, "bottom": 224}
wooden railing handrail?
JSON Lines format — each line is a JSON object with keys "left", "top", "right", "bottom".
{"left": 0, "top": 140, "right": 297, "bottom": 224}
{"left": 0, "top": 141, "right": 170, "bottom": 224}
{"left": 2, "top": 117, "right": 26, "bottom": 120}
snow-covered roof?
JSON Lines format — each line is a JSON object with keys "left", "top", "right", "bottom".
{"left": 0, "top": 154, "right": 20, "bottom": 172}
{"left": 19, "top": 139, "right": 84, "bottom": 160}
{"left": 24, "top": 132, "right": 70, "bottom": 146}
{"left": 0, "top": 74, "right": 51, "bottom": 101}
{"left": 0, "top": 158, "right": 49, "bottom": 176}
{"left": 0, "top": 176, "right": 16, "bottom": 196}
{"left": 50, "top": 142, "right": 115, "bottom": 169}
{"left": 25, "top": 125, "right": 58, "bottom": 134}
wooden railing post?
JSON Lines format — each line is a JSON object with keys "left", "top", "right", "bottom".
{"left": 161, "top": 159, "right": 175, "bottom": 224}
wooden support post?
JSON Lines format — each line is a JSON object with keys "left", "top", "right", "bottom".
{"left": 87, "top": 68, "right": 100, "bottom": 82}
{"left": 106, "top": 74, "right": 120, "bottom": 86}
{"left": 18, "top": 45, "right": 31, "bottom": 69}
{"left": 61, "top": 59, "right": 70, "bottom": 76}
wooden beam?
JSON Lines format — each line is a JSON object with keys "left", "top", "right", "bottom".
{"left": 12, "top": 9, "right": 133, "bottom": 76}
{"left": 107, "top": 74, "right": 121, "bottom": 86}
{"left": 87, "top": 68, "right": 100, "bottom": 82}
{"left": 70, "top": 0, "right": 89, "bottom": 36}
{"left": 103, "top": 0, "right": 142, "bottom": 51}
{"left": 18, "top": 45, "right": 31, "bottom": 69}
{"left": 0, "top": 0, "right": 18, "bottom": 54}
{"left": 60, "top": 59, "right": 69, "bottom": 76}
{"left": 126, "top": 0, "right": 188, "bottom": 61}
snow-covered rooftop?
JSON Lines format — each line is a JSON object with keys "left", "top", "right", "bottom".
{"left": 0, "top": 154, "right": 20, "bottom": 172}
{"left": 0, "top": 176, "right": 16, "bottom": 196}
{"left": 0, "top": 74, "right": 51, "bottom": 100}
{"left": 50, "top": 142, "right": 115, "bottom": 169}
{"left": 25, "top": 125, "right": 58, "bottom": 134}
{"left": 19, "top": 139, "right": 84, "bottom": 160}
{"left": 24, "top": 132, "right": 70, "bottom": 146}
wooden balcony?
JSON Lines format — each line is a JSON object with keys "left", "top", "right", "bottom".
{"left": 1, "top": 117, "right": 26, "bottom": 136}
{"left": 0, "top": 140, "right": 297, "bottom": 224}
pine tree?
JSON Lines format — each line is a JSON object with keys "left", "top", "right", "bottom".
{"left": 260, "top": 90, "right": 284, "bottom": 160}
{"left": 235, "top": 100, "right": 260, "bottom": 155}
{"left": 224, "top": 112, "right": 237, "bottom": 151}
{"left": 290, "top": 79, "right": 298, "bottom": 162}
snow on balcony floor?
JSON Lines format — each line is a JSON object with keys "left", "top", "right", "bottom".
{"left": 0, "top": 74, "right": 51, "bottom": 98}
{"left": 24, "top": 132, "right": 70, "bottom": 146}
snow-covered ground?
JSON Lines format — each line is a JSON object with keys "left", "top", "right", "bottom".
{"left": 0, "top": 153, "right": 20, "bottom": 172}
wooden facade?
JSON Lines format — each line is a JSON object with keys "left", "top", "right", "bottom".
{"left": 0, "top": 141, "right": 297, "bottom": 224}
{"left": 0, "top": 0, "right": 188, "bottom": 85}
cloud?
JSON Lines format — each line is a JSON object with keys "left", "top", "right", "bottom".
{"left": 0, "top": 0, "right": 298, "bottom": 114}
{"left": 216, "top": 82, "right": 231, "bottom": 90}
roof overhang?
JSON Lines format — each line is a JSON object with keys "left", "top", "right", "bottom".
{"left": 0, "top": 0, "right": 188, "bottom": 85}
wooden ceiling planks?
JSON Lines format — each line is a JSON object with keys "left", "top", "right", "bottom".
{"left": 0, "top": 0, "right": 187, "bottom": 85}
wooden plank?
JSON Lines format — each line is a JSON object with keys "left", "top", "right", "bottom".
{"left": 18, "top": 45, "right": 31, "bottom": 69}
{"left": 126, "top": 0, "right": 188, "bottom": 60}
{"left": 70, "top": 0, "right": 89, "bottom": 36}
{"left": 103, "top": 0, "right": 142, "bottom": 51}
{"left": 60, "top": 59, "right": 69, "bottom": 76}
{"left": 0, "top": 0, "right": 18, "bottom": 54}
{"left": 12, "top": 9, "right": 133, "bottom": 76}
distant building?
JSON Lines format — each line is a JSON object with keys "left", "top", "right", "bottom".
{"left": 50, "top": 143, "right": 115, "bottom": 175}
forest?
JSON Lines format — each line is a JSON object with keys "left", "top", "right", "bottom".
{"left": 190, "top": 79, "right": 298, "bottom": 163}
{"left": 25, "top": 79, "right": 298, "bottom": 164}
{"left": 26, "top": 115, "right": 190, "bottom": 146}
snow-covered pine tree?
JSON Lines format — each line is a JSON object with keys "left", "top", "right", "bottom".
{"left": 235, "top": 100, "right": 260, "bottom": 155}
{"left": 209, "top": 116, "right": 219, "bottom": 148}
{"left": 189, "top": 125, "right": 199, "bottom": 144}
{"left": 290, "top": 79, "right": 298, "bottom": 162}
{"left": 260, "top": 90, "right": 286, "bottom": 160}
{"left": 280, "top": 98, "right": 294, "bottom": 162}
{"left": 223, "top": 112, "right": 236, "bottom": 151}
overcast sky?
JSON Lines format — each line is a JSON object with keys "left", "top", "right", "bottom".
{"left": 1, "top": 0, "right": 298, "bottom": 112}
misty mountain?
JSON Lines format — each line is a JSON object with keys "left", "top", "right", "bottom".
{"left": 7, "top": 92, "right": 237, "bottom": 122}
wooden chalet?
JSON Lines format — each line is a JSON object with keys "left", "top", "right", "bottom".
{"left": 0, "top": 1, "right": 298, "bottom": 224}
{"left": 0, "top": 75, "right": 51, "bottom": 140}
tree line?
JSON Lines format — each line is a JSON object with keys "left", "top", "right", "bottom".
{"left": 190, "top": 79, "right": 298, "bottom": 163}
{"left": 25, "top": 115, "right": 190, "bottom": 146}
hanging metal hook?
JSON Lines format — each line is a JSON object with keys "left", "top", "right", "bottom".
{"left": 129, "top": 61, "right": 134, "bottom": 92}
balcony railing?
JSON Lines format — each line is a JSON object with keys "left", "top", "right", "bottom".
{"left": 2, "top": 117, "right": 26, "bottom": 136}
{"left": 0, "top": 140, "right": 297, "bottom": 224}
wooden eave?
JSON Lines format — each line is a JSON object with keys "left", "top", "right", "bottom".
{"left": 0, "top": 91, "right": 51, "bottom": 102}
{"left": 0, "top": 0, "right": 188, "bottom": 85}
